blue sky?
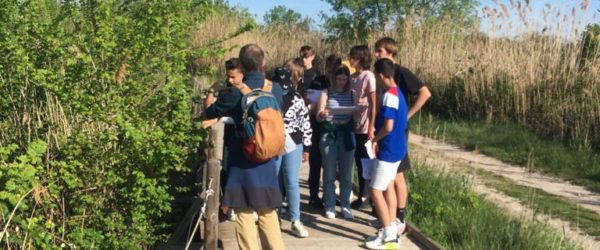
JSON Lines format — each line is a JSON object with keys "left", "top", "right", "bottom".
{"left": 226, "top": 0, "right": 600, "bottom": 36}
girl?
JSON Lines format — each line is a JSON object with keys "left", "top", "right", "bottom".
{"left": 274, "top": 59, "right": 312, "bottom": 237}
{"left": 317, "top": 65, "right": 357, "bottom": 219}
{"left": 305, "top": 55, "right": 342, "bottom": 209}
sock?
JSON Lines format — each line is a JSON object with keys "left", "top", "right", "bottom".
{"left": 397, "top": 208, "right": 405, "bottom": 223}
{"left": 383, "top": 224, "right": 398, "bottom": 240}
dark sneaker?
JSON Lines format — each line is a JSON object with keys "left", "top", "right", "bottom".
{"left": 309, "top": 198, "right": 324, "bottom": 209}
{"left": 350, "top": 198, "right": 363, "bottom": 209}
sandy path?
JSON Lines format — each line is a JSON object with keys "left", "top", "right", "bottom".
{"left": 408, "top": 133, "right": 600, "bottom": 249}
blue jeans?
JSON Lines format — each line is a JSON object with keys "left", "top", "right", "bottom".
{"left": 278, "top": 144, "right": 303, "bottom": 221}
{"left": 320, "top": 131, "right": 356, "bottom": 210}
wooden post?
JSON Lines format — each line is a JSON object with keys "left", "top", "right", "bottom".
{"left": 203, "top": 122, "right": 224, "bottom": 250}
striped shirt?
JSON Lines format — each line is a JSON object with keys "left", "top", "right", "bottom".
{"left": 326, "top": 89, "right": 354, "bottom": 124}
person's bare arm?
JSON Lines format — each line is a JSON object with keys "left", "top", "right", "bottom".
{"left": 316, "top": 90, "right": 329, "bottom": 122}
{"left": 372, "top": 119, "right": 393, "bottom": 143}
{"left": 203, "top": 89, "right": 216, "bottom": 108}
{"left": 371, "top": 119, "right": 393, "bottom": 155}
{"left": 367, "top": 91, "right": 377, "bottom": 139}
{"left": 408, "top": 86, "right": 431, "bottom": 119}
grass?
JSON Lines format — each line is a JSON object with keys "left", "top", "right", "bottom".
{"left": 413, "top": 114, "right": 600, "bottom": 193}
{"left": 473, "top": 168, "right": 600, "bottom": 237}
{"left": 408, "top": 161, "right": 581, "bottom": 250}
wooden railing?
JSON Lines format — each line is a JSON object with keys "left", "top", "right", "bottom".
{"left": 203, "top": 122, "right": 224, "bottom": 250}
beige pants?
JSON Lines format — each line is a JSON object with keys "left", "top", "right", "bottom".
{"left": 234, "top": 208, "right": 285, "bottom": 250}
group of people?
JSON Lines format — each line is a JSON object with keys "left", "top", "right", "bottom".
{"left": 202, "top": 37, "right": 431, "bottom": 250}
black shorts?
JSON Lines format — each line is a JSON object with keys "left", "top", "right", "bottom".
{"left": 355, "top": 133, "right": 369, "bottom": 159}
{"left": 397, "top": 128, "right": 411, "bottom": 172}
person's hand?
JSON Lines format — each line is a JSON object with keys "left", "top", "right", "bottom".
{"left": 368, "top": 126, "right": 375, "bottom": 140}
{"left": 302, "top": 152, "right": 309, "bottom": 162}
{"left": 318, "top": 109, "right": 330, "bottom": 122}
{"left": 202, "top": 118, "right": 219, "bottom": 128}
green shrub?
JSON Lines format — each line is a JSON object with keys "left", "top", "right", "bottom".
{"left": 0, "top": 1, "right": 247, "bottom": 248}
{"left": 408, "top": 163, "right": 580, "bottom": 250}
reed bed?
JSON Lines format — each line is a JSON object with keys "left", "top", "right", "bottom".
{"left": 191, "top": 1, "right": 599, "bottom": 150}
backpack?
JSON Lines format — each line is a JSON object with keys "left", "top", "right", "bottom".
{"left": 235, "top": 80, "right": 286, "bottom": 163}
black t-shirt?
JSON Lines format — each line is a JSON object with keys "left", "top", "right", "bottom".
{"left": 301, "top": 67, "right": 319, "bottom": 91}
{"left": 394, "top": 64, "right": 424, "bottom": 104}
{"left": 299, "top": 73, "right": 329, "bottom": 95}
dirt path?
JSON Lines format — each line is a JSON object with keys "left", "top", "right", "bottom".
{"left": 408, "top": 133, "right": 600, "bottom": 250}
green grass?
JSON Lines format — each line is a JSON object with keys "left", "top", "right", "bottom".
{"left": 473, "top": 168, "right": 600, "bottom": 237}
{"left": 408, "top": 162, "right": 582, "bottom": 250}
{"left": 413, "top": 114, "right": 600, "bottom": 193}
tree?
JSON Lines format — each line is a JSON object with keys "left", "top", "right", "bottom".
{"left": 264, "top": 5, "right": 312, "bottom": 30}
{"left": 321, "top": 0, "right": 479, "bottom": 42}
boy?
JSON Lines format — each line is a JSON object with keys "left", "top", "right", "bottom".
{"left": 373, "top": 37, "right": 431, "bottom": 233}
{"left": 202, "top": 58, "right": 244, "bottom": 128}
{"left": 365, "top": 59, "right": 408, "bottom": 249}
{"left": 299, "top": 45, "right": 319, "bottom": 92}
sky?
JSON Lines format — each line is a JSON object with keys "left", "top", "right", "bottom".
{"left": 226, "top": 0, "right": 600, "bottom": 37}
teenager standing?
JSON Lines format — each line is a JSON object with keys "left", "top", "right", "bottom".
{"left": 348, "top": 45, "right": 377, "bottom": 211}
{"left": 374, "top": 37, "right": 431, "bottom": 233}
{"left": 273, "top": 59, "right": 312, "bottom": 238}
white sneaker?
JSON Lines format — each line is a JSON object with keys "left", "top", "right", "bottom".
{"left": 324, "top": 208, "right": 336, "bottom": 219}
{"left": 396, "top": 219, "right": 406, "bottom": 235}
{"left": 368, "top": 220, "right": 401, "bottom": 241}
{"left": 341, "top": 207, "right": 354, "bottom": 219}
{"left": 365, "top": 231, "right": 399, "bottom": 249}
{"left": 291, "top": 221, "right": 309, "bottom": 238}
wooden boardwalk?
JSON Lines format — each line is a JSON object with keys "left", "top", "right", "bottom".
{"left": 219, "top": 163, "right": 425, "bottom": 250}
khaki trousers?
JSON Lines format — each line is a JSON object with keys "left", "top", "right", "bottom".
{"left": 234, "top": 208, "right": 285, "bottom": 250}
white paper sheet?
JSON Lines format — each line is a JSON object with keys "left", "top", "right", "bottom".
{"left": 219, "top": 117, "right": 235, "bottom": 124}
{"left": 364, "top": 140, "right": 376, "bottom": 160}
{"left": 306, "top": 89, "right": 321, "bottom": 104}
{"left": 328, "top": 106, "right": 356, "bottom": 115}
{"left": 360, "top": 158, "right": 376, "bottom": 179}
{"left": 284, "top": 133, "right": 297, "bottom": 154}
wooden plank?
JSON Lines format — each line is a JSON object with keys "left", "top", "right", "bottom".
{"left": 406, "top": 222, "right": 444, "bottom": 250}
{"left": 218, "top": 161, "right": 428, "bottom": 250}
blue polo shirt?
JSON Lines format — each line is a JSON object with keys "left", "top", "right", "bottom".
{"left": 375, "top": 86, "right": 408, "bottom": 162}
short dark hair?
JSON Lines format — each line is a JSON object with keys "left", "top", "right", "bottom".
{"left": 349, "top": 45, "right": 372, "bottom": 70}
{"left": 325, "top": 54, "right": 342, "bottom": 69}
{"left": 374, "top": 58, "right": 395, "bottom": 78}
{"left": 239, "top": 44, "right": 264, "bottom": 72}
{"left": 374, "top": 37, "right": 398, "bottom": 57}
{"left": 225, "top": 58, "right": 241, "bottom": 71}
{"left": 300, "top": 45, "right": 315, "bottom": 58}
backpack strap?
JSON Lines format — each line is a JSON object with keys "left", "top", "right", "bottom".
{"left": 262, "top": 79, "right": 273, "bottom": 92}
{"left": 234, "top": 82, "right": 252, "bottom": 95}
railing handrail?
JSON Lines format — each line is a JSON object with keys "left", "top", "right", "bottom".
{"left": 203, "top": 121, "right": 224, "bottom": 250}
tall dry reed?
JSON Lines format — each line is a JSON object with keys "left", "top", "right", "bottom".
{"left": 190, "top": 2, "right": 599, "bottom": 150}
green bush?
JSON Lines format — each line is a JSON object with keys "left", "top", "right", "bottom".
{"left": 0, "top": 1, "right": 244, "bottom": 248}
